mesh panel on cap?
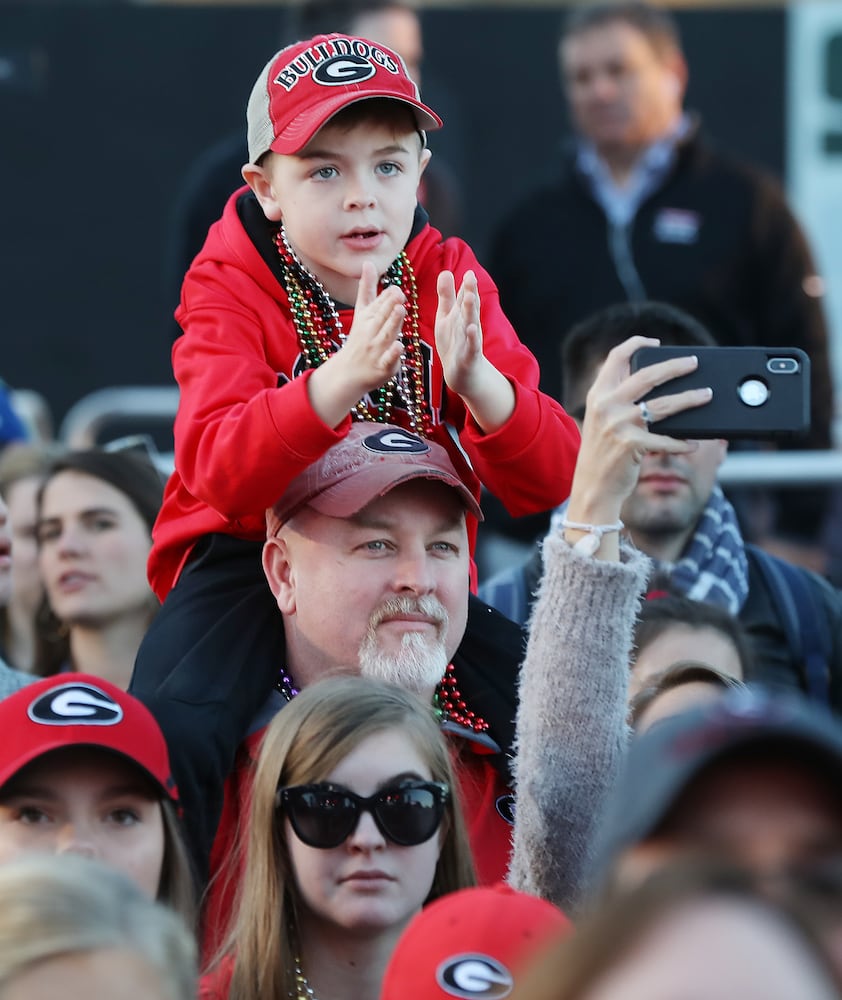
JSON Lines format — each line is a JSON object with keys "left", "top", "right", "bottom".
{"left": 247, "top": 56, "right": 278, "bottom": 164}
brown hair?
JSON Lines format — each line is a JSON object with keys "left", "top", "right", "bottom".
{"left": 629, "top": 659, "right": 746, "bottom": 730}
{"left": 317, "top": 97, "right": 426, "bottom": 151}
{"left": 632, "top": 583, "right": 753, "bottom": 679}
{"left": 560, "top": 301, "right": 717, "bottom": 413}
{"left": 32, "top": 447, "right": 164, "bottom": 677}
{"left": 561, "top": 2, "right": 682, "bottom": 60}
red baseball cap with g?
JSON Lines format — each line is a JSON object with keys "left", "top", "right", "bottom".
{"left": 380, "top": 883, "right": 570, "bottom": 1000}
{"left": 267, "top": 424, "right": 483, "bottom": 534}
{"left": 0, "top": 674, "right": 179, "bottom": 805}
{"left": 246, "top": 33, "right": 442, "bottom": 162}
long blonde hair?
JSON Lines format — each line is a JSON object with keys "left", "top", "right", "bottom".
{"left": 0, "top": 853, "right": 197, "bottom": 999}
{"left": 221, "top": 675, "right": 476, "bottom": 1000}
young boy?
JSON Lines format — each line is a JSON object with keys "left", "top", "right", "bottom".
{"left": 132, "top": 33, "right": 579, "bottom": 884}
{"left": 149, "top": 32, "right": 578, "bottom": 603}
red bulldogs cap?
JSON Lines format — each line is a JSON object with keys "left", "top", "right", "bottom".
{"left": 381, "top": 883, "right": 570, "bottom": 1000}
{"left": 246, "top": 33, "right": 442, "bottom": 162}
{"left": 0, "top": 674, "right": 179, "bottom": 804}
{"left": 267, "top": 424, "right": 483, "bottom": 533}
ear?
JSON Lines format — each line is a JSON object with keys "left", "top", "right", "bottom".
{"left": 262, "top": 536, "right": 296, "bottom": 614}
{"left": 713, "top": 438, "right": 729, "bottom": 467}
{"left": 418, "top": 146, "right": 432, "bottom": 181}
{"left": 242, "top": 161, "right": 284, "bottom": 222}
{"left": 663, "top": 52, "right": 688, "bottom": 102}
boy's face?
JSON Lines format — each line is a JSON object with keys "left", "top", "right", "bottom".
{"left": 245, "top": 117, "right": 430, "bottom": 304}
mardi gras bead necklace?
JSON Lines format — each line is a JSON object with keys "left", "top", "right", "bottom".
{"left": 276, "top": 661, "right": 489, "bottom": 734}
{"left": 274, "top": 223, "right": 433, "bottom": 436}
{"left": 290, "top": 957, "right": 317, "bottom": 1000}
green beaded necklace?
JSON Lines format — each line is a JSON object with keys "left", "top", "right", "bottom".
{"left": 274, "top": 223, "right": 433, "bottom": 436}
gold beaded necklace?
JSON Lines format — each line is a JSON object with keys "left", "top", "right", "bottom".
{"left": 290, "top": 957, "right": 317, "bottom": 1000}
{"left": 274, "top": 223, "right": 433, "bottom": 437}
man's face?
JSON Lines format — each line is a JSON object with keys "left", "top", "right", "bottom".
{"left": 264, "top": 479, "right": 470, "bottom": 696}
{"left": 353, "top": 6, "right": 424, "bottom": 88}
{"left": 560, "top": 20, "right": 684, "bottom": 157}
{"left": 564, "top": 353, "right": 726, "bottom": 556}
{"left": 620, "top": 441, "right": 727, "bottom": 550}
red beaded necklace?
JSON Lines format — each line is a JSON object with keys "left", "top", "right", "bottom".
{"left": 433, "top": 661, "right": 490, "bottom": 734}
{"left": 274, "top": 224, "right": 433, "bottom": 437}
{"left": 276, "top": 661, "right": 489, "bottom": 735}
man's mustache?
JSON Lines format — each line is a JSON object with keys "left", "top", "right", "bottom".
{"left": 368, "top": 595, "right": 448, "bottom": 631}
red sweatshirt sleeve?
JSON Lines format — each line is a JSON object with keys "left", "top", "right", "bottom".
{"left": 415, "top": 233, "right": 581, "bottom": 516}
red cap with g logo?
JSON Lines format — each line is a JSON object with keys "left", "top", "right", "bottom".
{"left": 0, "top": 674, "right": 179, "bottom": 804}
{"left": 246, "top": 33, "right": 442, "bottom": 162}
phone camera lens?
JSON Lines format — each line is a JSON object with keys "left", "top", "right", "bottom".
{"left": 738, "top": 378, "right": 769, "bottom": 407}
{"left": 767, "top": 357, "right": 799, "bottom": 374}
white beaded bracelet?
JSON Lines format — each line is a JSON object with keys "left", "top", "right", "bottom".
{"left": 559, "top": 517, "right": 624, "bottom": 557}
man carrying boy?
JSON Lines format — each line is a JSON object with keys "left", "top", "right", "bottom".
{"left": 147, "top": 32, "right": 578, "bottom": 601}
{"left": 131, "top": 32, "right": 579, "bottom": 894}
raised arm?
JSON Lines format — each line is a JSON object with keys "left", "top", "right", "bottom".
{"left": 507, "top": 336, "right": 712, "bottom": 912}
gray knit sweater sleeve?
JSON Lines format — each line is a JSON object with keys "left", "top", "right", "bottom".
{"left": 506, "top": 532, "right": 651, "bottom": 914}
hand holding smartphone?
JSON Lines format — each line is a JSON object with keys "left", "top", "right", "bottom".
{"left": 629, "top": 346, "right": 810, "bottom": 439}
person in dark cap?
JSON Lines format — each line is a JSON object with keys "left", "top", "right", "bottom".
{"left": 593, "top": 685, "right": 842, "bottom": 898}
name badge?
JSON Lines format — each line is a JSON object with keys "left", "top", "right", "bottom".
{"left": 653, "top": 208, "right": 701, "bottom": 244}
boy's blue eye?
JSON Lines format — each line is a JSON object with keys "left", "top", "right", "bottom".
{"left": 314, "top": 166, "right": 337, "bottom": 180}
{"left": 377, "top": 162, "right": 401, "bottom": 176}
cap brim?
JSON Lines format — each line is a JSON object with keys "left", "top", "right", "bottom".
{"left": 0, "top": 740, "right": 178, "bottom": 804}
{"left": 602, "top": 720, "right": 842, "bottom": 865}
{"left": 271, "top": 92, "right": 442, "bottom": 155}
{"left": 308, "top": 465, "right": 483, "bottom": 522}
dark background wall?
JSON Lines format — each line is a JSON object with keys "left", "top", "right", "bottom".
{"left": 0, "top": 4, "right": 784, "bottom": 426}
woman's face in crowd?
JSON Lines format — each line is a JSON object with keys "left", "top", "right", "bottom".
{"left": 4, "top": 473, "right": 47, "bottom": 617}
{"left": 37, "top": 470, "right": 154, "bottom": 628}
{"left": 631, "top": 624, "right": 744, "bottom": 698}
{"left": 0, "top": 747, "right": 165, "bottom": 899}
{"left": 286, "top": 726, "right": 443, "bottom": 938}
{"left": 0, "top": 494, "right": 11, "bottom": 607}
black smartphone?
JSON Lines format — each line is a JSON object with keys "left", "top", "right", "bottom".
{"left": 629, "top": 346, "right": 811, "bottom": 440}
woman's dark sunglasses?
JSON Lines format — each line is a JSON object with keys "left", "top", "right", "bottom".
{"left": 275, "top": 780, "right": 450, "bottom": 849}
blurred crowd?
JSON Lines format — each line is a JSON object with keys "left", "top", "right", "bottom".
{"left": 2, "top": 2, "right": 842, "bottom": 999}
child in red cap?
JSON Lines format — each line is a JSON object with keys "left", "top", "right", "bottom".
{"left": 133, "top": 31, "right": 579, "bottom": 888}
{"left": 149, "top": 33, "right": 579, "bottom": 604}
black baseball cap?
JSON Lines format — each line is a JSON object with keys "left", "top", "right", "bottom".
{"left": 595, "top": 686, "right": 842, "bottom": 873}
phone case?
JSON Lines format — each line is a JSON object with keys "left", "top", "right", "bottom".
{"left": 629, "top": 346, "right": 811, "bottom": 439}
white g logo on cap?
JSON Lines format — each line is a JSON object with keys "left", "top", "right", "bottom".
{"left": 436, "top": 955, "right": 514, "bottom": 999}
{"left": 313, "top": 54, "right": 376, "bottom": 86}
